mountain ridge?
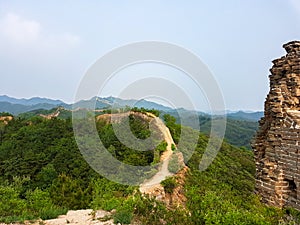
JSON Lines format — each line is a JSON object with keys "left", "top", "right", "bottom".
{"left": 0, "top": 95, "right": 263, "bottom": 121}
{"left": 0, "top": 95, "right": 65, "bottom": 106}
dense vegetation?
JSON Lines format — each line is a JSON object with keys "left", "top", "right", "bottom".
{"left": 163, "top": 114, "right": 300, "bottom": 224}
{"left": 0, "top": 111, "right": 299, "bottom": 224}
{"left": 20, "top": 106, "right": 259, "bottom": 149}
{"left": 165, "top": 110, "right": 258, "bottom": 149}
{"left": 0, "top": 113, "right": 164, "bottom": 223}
{"left": 200, "top": 117, "right": 258, "bottom": 149}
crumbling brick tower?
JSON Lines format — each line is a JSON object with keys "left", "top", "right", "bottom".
{"left": 254, "top": 41, "right": 300, "bottom": 209}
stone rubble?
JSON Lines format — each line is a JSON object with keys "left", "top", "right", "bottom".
{"left": 0, "top": 209, "right": 116, "bottom": 225}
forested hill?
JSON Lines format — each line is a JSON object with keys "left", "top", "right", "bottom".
{"left": 0, "top": 112, "right": 298, "bottom": 224}
{"left": 16, "top": 106, "right": 260, "bottom": 149}
{"left": 164, "top": 110, "right": 259, "bottom": 149}
{"left": 0, "top": 95, "right": 261, "bottom": 149}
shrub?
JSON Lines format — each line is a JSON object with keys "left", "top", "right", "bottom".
{"left": 39, "top": 206, "right": 67, "bottom": 220}
{"left": 161, "top": 177, "right": 177, "bottom": 194}
{"left": 26, "top": 188, "right": 67, "bottom": 220}
{"left": 90, "top": 178, "right": 132, "bottom": 211}
{"left": 171, "top": 144, "right": 176, "bottom": 151}
{"left": 0, "top": 185, "right": 26, "bottom": 218}
{"left": 113, "top": 209, "right": 133, "bottom": 224}
{"left": 168, "top": 153, "right": 182, "bottom": 174}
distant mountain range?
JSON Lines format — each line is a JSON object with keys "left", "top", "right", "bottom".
{"left": 0, "top": 95, "right": 65, "bottom": 106}
{"left": 227, "top": 111, "right": 264, "bottom": 122}
{"left": 0, "top": 101, "right": 66, "bottom": 115}
{"left": 0, "top": 95, "right": 263, "bottom": 121}
{"left": 0, "top": 95, "right": 175, "bottom": 116}
{"left": 72, "top": 96, "right": 174, "bottom": 112}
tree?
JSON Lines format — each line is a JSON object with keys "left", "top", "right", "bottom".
{"left": 36, "top": 164, "right": 58, "bottom": 189}
{"left": 50, "top": 174, "right": 87, "bottom": 209}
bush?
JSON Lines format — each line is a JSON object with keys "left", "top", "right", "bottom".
{"left": 39, "top": 206, "right": 67, "bottom": 220}
{"left": 153, "top": 141, "right": 168, "bottom": 164}
{"left": 161, "top": 177, "right": 177, "bottom": 194}
{"left": 102, "top": 198, "right": 122, "bottom": 211}
{"left": 0, "top": 185, "right": 26, "bottom": 218}
{"left": 50, "top": 174, "right": 86, "bottom": 209}
{"left": 168, "top": 153, "right": 182, "bottom": 174}
{"left": 90, "top": 178, "right": 132, "bottom": 211}
{"left": 0, "top": 183, "right": 67, "bottom": 223}
{"left": 113, "top": 209, "right": 133, "bottom": 224}
{"left": 27, "top": 188, "right": 53, "bottom": 212}
{"left": 171, "top": 143, "right": 176, "bottom": 151}
{"left": 163, "top": 114, "right": 181, "bottom": 144}
{"left": 26, "top": 188, "right": 67, "bottom": 220}
{"left": 156, "top": 141, "right": 168, "bottom": 154}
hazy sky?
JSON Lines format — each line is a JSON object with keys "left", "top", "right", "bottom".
{"left": 0, "top": 1, "right": 299, "bottom": 111}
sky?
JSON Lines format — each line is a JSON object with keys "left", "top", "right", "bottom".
{"left": 0, "top": 1, "right": 300, "bottom": 111}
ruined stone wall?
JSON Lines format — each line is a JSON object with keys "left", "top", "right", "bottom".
{"left": 96, "top": 111, "right": 152, "bottom": 124}
{"left": 254, "top": 41, "right": 300, "bottom": 209}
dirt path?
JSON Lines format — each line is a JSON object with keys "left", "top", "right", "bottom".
{"left": 139, "top": 117, "right": 175, "bottom": 193}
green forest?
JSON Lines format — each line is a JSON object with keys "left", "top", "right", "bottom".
{"left": 0, "top": 111, "right": 299, "bottom": 224}
{"left": 164, "top": 110, "right": 258, "bottom": 149}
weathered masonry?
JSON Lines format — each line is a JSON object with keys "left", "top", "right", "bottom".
{"left": 253, "top": 41, "right": 300, "bottom": 209}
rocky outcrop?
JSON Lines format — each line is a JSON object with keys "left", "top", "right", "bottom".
{"left": 165, "top": 166, "right": 188, "bottom": 208}
{"left": 0, "top": 209, "right": 117, "bottom": 225}
{"left": 139, "top": 166, "right": 188, "bottom": 209}
{"left": 0, "top": 116, "right": 13, "bottom": 124}
{"left": 253, "top": 41, "right": 300, "bottom": 209}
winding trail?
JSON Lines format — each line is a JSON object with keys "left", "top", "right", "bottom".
{"left": 97, "top": 111, "right": 176, "bottom": 193}
{"left": 139, "top": 117, "right": 175, "bottom": 193}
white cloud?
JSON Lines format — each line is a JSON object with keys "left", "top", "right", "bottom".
{"left": 0, "top": 13, "right": 40, "bottom": 44}
{"left": 0, "top": 12, "right": 82, "bottom": 93}
{"left": 0, "top": 12, "right": 80, "bottom": 48}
